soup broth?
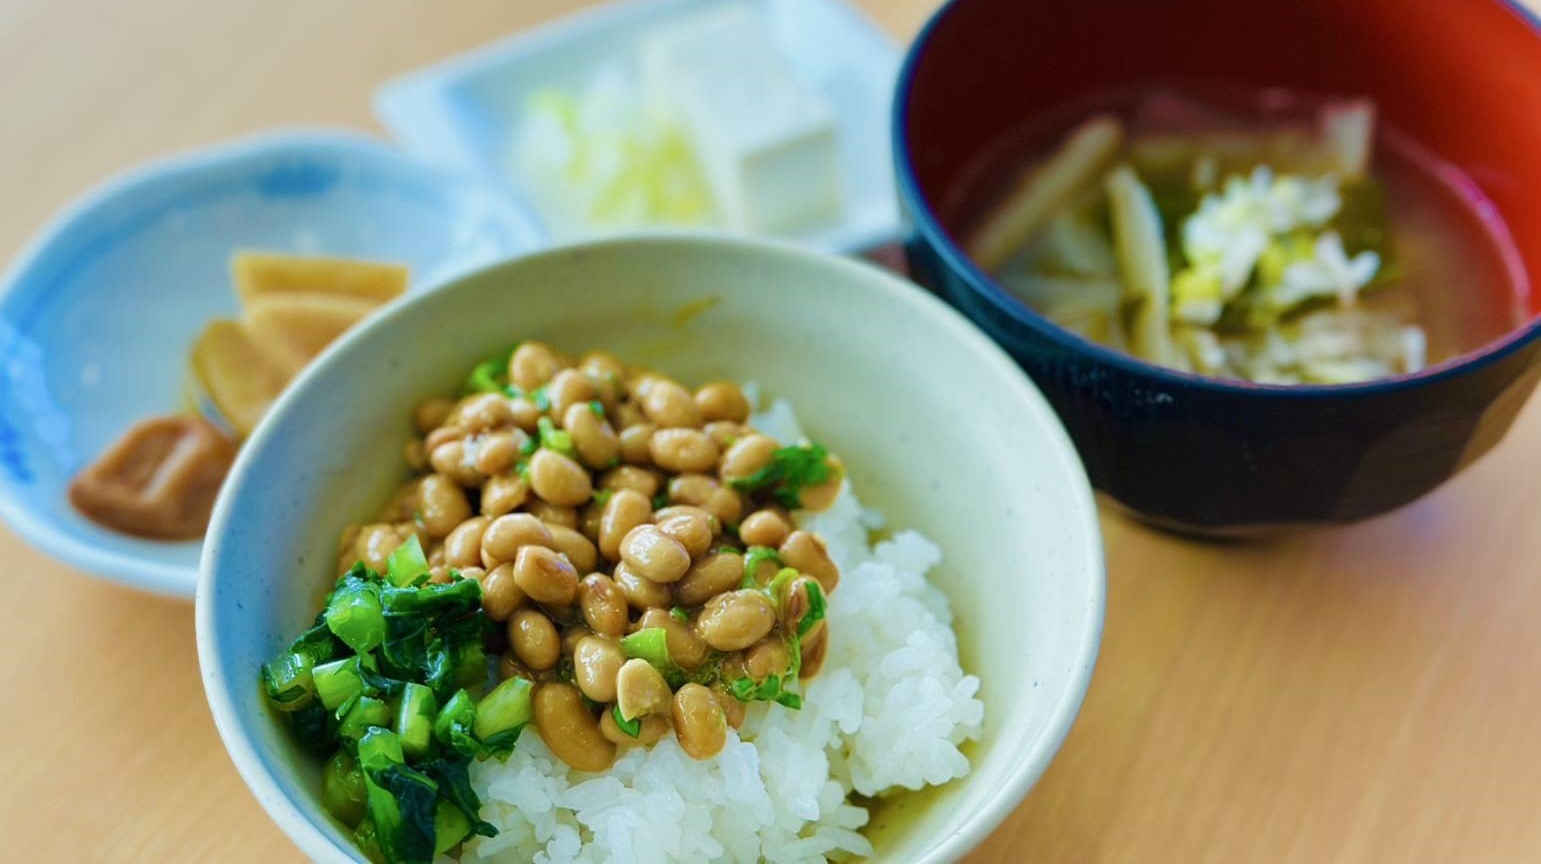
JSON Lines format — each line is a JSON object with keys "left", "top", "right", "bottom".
{"left": 945, "top": 85, "right": 1526, "bottom": 382}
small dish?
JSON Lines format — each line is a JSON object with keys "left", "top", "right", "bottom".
{"left": 894, "top": 0, "right": 1541, "bottom": 533}
{"left": 197, "top": 234, "right": 1105, "bottom": 862}
{"left": 0, "top": 130, "right": 540, "bottom": 597}
{"left": 374, "top": 0, "right": 902, "bottom": 253}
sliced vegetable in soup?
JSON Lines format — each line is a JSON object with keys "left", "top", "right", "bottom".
{"left": 958, "top": 87, "right": 1525, "bottom": 385}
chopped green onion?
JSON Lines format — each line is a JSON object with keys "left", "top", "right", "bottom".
{"left": 532, "top": 387, "right": 551, "bottom": 412}
{"left": 395, "top": 683, "right": 437, "bottom": 760}
{"left": 612, "top": 704, "right": 641, "bottom": 739}
{"left": 620, "top": 628, "right": 671, "bottom": 668}
{"left": 591, "top": 489, "right": 614, "bottom": 507}
{"left": 669, "top": 606, "right": 689, "bottom": 624}
{"left": 726, "top": 669, "right": 805, "bottom": 711}
{"left": 741, "top": 547, "right": 781, "bottom": 588}
{"left": 798, "top": 581, "right": 826, "bottom": 639}
{"left": 462, "top": 344, "right": 517, "bottom": 395}
{"left": 728, "top": 443, "right": 835, "bottom": 509}
{"left": 463, "top": 360, "right": 503, "bottom": 395}
{"left": 587, "top": 400, "right": 605, "bottom": 417}
{"left": 765, "top": 567, "right": 799, "bottom": 606}
{"left": 386, "top": 535, "right": 430, "bottom": 588}
{"left": 536, "top": 417, "right": 575, "bottom": 458}
{"left": 651, "top": 492, "right": 670, "bottom": 510}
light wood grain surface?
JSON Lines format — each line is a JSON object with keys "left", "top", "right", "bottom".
{"left": 4, "top": 1, "right": 1540, "bottom": 861}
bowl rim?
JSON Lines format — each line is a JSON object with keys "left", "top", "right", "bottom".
{"left": 891, "top": 0, "right": 1541, "bottom": 399}
{"left": 0, "top": 127, "right": 541, "bottom": 598}
{"left": 196, "top": 231, "right": 1106, "bottom": 863}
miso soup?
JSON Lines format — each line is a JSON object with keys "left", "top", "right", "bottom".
{"left": 947, "top": 86, "right": 1526, "bottom": 385}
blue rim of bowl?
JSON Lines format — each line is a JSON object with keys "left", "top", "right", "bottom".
{"left": 196, "top": 232, "right": 1107, "bottom": 864}
{"left": 891, "top": 0, "right": 1541, "bottom": 400}
{"left": 0, "top": 128, "right": 540, "bottom": 598}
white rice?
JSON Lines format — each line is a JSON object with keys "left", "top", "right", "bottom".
{"left": 452, "top": 398, "right": 984, "bottom": 864}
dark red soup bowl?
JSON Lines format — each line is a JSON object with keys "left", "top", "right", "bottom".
{"left": 895, "top": 0, "right": 1541, "bottom": 533}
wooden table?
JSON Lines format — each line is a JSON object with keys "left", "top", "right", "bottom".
{"left": 4, "top": 1, "right": 1540, "bottom": 861}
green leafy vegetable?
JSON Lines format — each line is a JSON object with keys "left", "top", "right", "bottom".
{"left": 339, "top": 695, "right": 392, "bottom": 741}
{"left": 591, "top": 489, "right": 614, "bottom": 507}
{"left": 651, "top": 492, "right": 670, "bottom": 510}
{"left": 313, "top": 655, "right": 369, "bottom": 713}
{"left": 473, "top": 677, "right": 533, "bottom": 759}
{"left": 433, "top": 802, "right": 473, "bottom": 854}
{"left": 432, "top": 690, "right": 479, "bottom": 759}
{"left": 357, "top": 729, "right": 439, "bottom": 864}
{"left": 396, "top": 683, "right": 438, "bottom": 760}
{"left": 386, "top": 535, "right": 430, "bottom": 588}
{"left": 263, "top": 561, "right": 513, "bottom": 861}
{"left": 287, "top": 701, "right": 340, "bottom": 754}
{"left": 419, "top": 757, "right": 497, "bottom": 841}
{"left": 587, "top": 400, "right": 605, "bottom": 417}
{"left": 325, "top": 573, "right": 386, "bottom": 654}
{"left": 728, "top": 443, "right": 836, "bottom": 509}
{"left": 261, "top": 621, "right": 342, "bottom": 713}
{"left": 322, "top": 750, "right": 369, "bottom": 828}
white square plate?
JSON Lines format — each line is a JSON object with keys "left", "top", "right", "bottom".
{"left": 375, "top": 0, "right": 902, "bottom": 254}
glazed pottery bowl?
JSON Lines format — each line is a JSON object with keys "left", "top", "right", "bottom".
{"left": 198, "top": 235, "right": 1106, "bottom": 862}
{"left": 894, "top": 0, "right": 1541, "bottom": 532}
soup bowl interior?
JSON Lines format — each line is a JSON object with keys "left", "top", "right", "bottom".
{"left": 895, "top": 0, "right": 1541, "bottom": 531}
{"left": 902, "top": 0, "right": 1541, "bottom": 326}
{"left": 197, "top": 235, "right": 1104, "bottom": 862}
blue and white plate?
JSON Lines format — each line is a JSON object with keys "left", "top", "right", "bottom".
{"left": 0, "top": 130, "right": 540, "bottom": 597}
{"left": 375, "top": 0, "right": 902, "bottom": 254}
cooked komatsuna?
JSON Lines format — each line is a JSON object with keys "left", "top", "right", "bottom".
{"left": 261, "top": 343, "right": 847, "bottom": 864}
